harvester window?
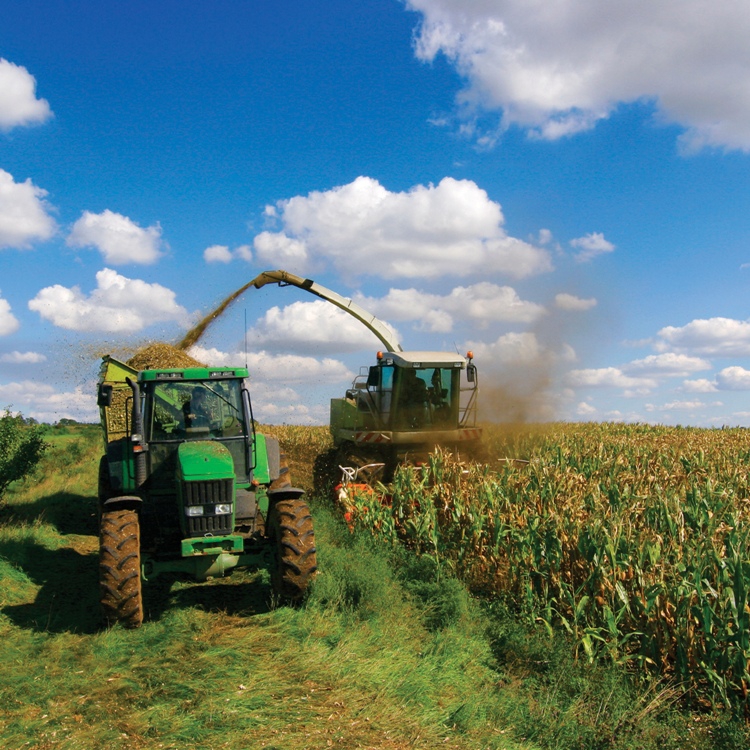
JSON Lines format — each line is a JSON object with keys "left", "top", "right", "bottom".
{"left": 395, "top": 368, "right": 430, "bottom": 428}
{"left": 393, "top": 367, "right": 458, "bottom": 430}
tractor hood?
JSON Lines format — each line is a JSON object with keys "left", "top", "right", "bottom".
{"left": 177, "top": 441, "right": 235, "bottom": 482}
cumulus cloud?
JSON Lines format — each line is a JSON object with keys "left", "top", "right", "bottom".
{"left": 646, "top": 400, "right": 719, "bottom": 412}
{"left": 67, "top": 209, "right": 164, "bottom": 265}
{"left": 570, "top": 232, "right": 615, "bottom": 263}
{"left": 255, "top": 176, "right": 552, "bottom": 280}
{"left": 656, "top": 317, "right": 750, "bottom": 356}
{"left": 0, "top": 351, "right": 46, "bottom": 364}
{"left": 356, "top": 283, "right": 546, "bottom": 333}
{"left": 247, "top": 300, "right": 399, "bottom": 355}
{"left": 0, "top": 169, "right": 56, "bottom": 249}
{"left": 189, "top": 345, "right": 354, "bottom": 385}
{"left": 203, "top": 244, "right": 232, "bottom": 263}
{"left": 682, "top": 378, "right": 718, "bottom": 394}
{"left": 0, "top": 293, "right": 19, "bottom": 335}
{"left": 407, "top": 0, "right": 750, "bottom": 151}
{"left": 28, "top": 268, "right": 189, "bottom": 332}
{"left": 566, "top": 367, "right": 658, "bottom": 391}
{"left": 716, "top": 366, "right": 750, "bottom": 391}
{"left": 577, "top": 401, "right": 597, "bottom": 416}
{"left": 622, "top": 352, "right": 712, "bottom": 378}
{"left": 554, "top": 293, "right": 597, "bottom": 311}
{"left": 0, "top": 58, "right": 52, "bottom": 130}
{"left": 203, "top": 244, "right": 252, "bottom": 263}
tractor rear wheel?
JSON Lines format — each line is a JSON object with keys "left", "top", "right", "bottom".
{"left": 99, "top": 508, "right": 143, "bottom": 628}
{"left": 268, "top": 498, "right": 317, "bottom": 603}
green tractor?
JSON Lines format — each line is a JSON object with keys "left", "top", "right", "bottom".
{"left": 96, "top": 355, "right": 317, "bottom": 628}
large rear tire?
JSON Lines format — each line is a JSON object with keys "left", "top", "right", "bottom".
{"left": 268, "top": 498, "right": 317, "bottom": 603}
{"left": 99, "top": 508, "right": 143, "bottom": 628}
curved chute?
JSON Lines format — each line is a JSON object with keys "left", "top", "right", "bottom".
{"left": 178, "top": 269, "right": 403, "bottom": 353}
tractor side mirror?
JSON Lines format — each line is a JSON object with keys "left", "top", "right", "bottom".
{"left": 98, "top": 383, "right": 113, "bottom": 407}
{"left": 466, "top": 364, "right": 476, "bottom": 384}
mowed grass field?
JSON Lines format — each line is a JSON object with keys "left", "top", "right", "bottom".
{"left": 0, "top": 422, "right": 749, "bottom": 749}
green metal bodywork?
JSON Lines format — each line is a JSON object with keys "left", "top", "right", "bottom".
{"left": 177, "top": 441, "right": 235, "bottom": 482}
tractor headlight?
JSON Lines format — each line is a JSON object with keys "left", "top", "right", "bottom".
{"left": 214, "top": 504, "right": 232, "bottom": 515}
{"left": 186, "top": 506, "right": 205, "bottom": 517}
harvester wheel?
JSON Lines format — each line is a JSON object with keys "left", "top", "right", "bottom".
{"left": 99, "top": 508, "right": 143, "bottom": 628}
{"left": 268, "top": 498, "right": 317, "bottom": 603}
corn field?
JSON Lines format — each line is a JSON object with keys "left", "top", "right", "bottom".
{"left": 345, "top": 422, "right": 750, "bottom": 711}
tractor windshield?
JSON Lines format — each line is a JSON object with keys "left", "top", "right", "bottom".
{"left": 145, "top": 379, "right": 247, "bottom": 442}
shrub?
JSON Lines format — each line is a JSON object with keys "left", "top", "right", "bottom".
{"left": 0, "top": 408, "right": 48, "bottom": 497}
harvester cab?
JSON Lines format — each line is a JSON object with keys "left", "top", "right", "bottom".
{"left": 96, "top": 355, "right": 317, "bottom": 628}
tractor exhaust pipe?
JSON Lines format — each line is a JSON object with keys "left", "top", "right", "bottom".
{"left": 126, "top": 377, "right": 148, "bottom": 490}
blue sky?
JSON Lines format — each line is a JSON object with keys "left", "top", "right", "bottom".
{"left": 2, "top": 0, "right": 750, "bottom": 426}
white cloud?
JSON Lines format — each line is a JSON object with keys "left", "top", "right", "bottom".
{"left": 0, "top": 58, "right": 52, "bottom": 130}
{"left": 566, "top": 366, "right": 658, "bottom": 391}
{"left": 189, "top": 345, "right": 354, "bottom": 385}
{"left": 0, "top": 293, "right": 19, "bottom": 335}
{"left": 656, "top": 317, "right": 750, "bottom": 357}
{"left": 256, "top": 176, "right": 552, "bottom": 280}
{"left": 576, "top": 401, "right": 597, "bottom": 416}
{"left": 647, "top": 400, "right": 718, "bottom": 412}
{"left": 28, "top": 268, "right": 189, "bottom": 332}
{"left": 407, "top": 0, "right": 750, "bottom": 151}
{"left": 623, "top": 352, "right": 712, "bottom": 378}
{"left": 0, "top": 351, "right": 46, "bottom": 364}
{"left": 0, "top": 169, "right": 56, "bottom": 249}
{"left": 716, "top": 366, "right": 750, "bottom": 391}
{"left": 203, "top": 244, "right": 253, "bottom": 263}
{"left": 356, "top": 282, "right": 546, "bottom": 333}
{"left": 253, "top": 231, "right": 309, "bottom": 268}
{"left": 554, "top": 293, "right": 597, "bottom": 311}
{"left": 682, "top": 378, "right": 718, "bottom": 394}
{"left": 247, "top": 300, "right": 400, "bottom": 355}
{"left": 0, "top": 381, "right": 96, "bottom": 423}
{"left": 67, "top": 209, "right": 164, "bottom": 265}
{"left": 570, "top": 232, "right": 615, "bottom": 263}
{"left": 235, "top": 244, "right": 252, "bottom": 262}
{"left": 204, "top": 244, "right": 233, "bottom": 263}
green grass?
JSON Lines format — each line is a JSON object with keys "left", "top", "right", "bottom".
{"left": 0, "top": 424, "right": 747, "bottom": 749}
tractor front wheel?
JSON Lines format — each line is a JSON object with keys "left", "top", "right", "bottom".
{"left": 268, "top": 498, "right": 317, "bottom": 603}
{"left": 99, "top": 508, "right": 143, "bottom": 628}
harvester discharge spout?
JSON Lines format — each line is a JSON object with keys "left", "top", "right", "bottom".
{"left": 249, "top": 270, "right": 404, "bottom": 353}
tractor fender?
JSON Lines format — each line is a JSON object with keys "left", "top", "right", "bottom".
{"left": 267, "top": 487, "right": 306, "bottom": 503}
{"left": 101, "top": 495, "right": 143, "bottom": 512}
{"left": 263, "top": 435, "right": 282, "bottom": 481}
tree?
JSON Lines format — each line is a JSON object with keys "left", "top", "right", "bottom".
{"left": 0, "top": 408, "right": 48, "bottom": 498}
